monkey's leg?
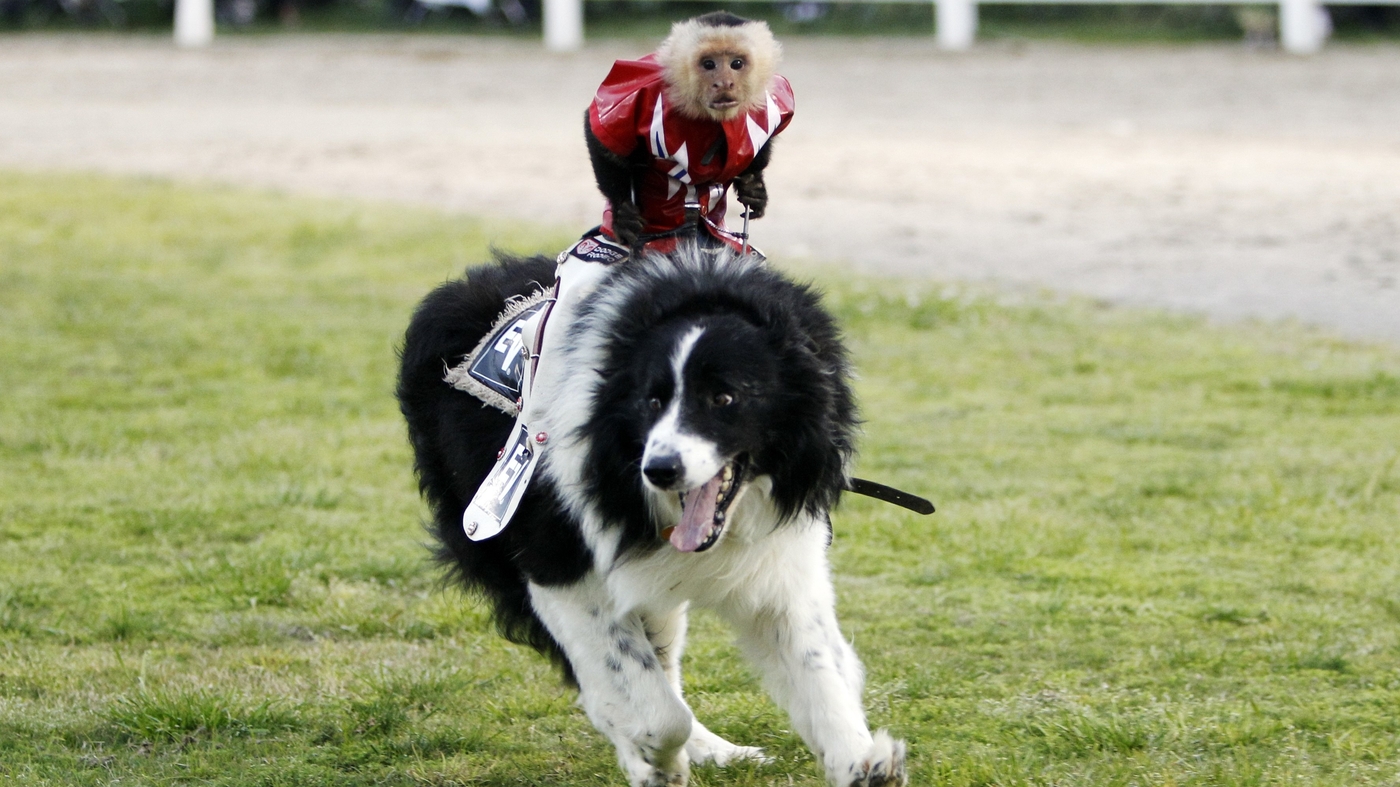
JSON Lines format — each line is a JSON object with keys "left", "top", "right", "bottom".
{"left": 520, "top": 252, "right": 612, "bottom": 421}
{"left": 460, "top": 251, "right": 613, "bottom": 536}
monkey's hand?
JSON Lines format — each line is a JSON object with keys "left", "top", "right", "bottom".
{"left": 611, "top": 202, "right": 643, "bottom": 247}
{"left": 734, "top": 173, "right": 767, "bottom": 219}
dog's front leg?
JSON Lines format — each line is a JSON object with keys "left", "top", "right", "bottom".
{"left": 642, "top": 604, "right": 769, "bottom": 768}
{"left": 530, "top": 578, "right": 693, "bottom": 787}
{"left": 724, "top": 531, "right": 907, "bottom": 787}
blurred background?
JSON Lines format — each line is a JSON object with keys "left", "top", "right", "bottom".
{"left": 0, "top": 0, "right": 1398, "bottom": 41}
{"left": 4, "top": 7, "right": 1397, "bottom": 340}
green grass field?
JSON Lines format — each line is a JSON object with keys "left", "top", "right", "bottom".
{"left": 2, "top": 171, "right": 1399, "bottom": 786}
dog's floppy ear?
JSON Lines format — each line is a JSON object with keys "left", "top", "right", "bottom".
{"left": 755, "top": 289, "right": 858, "bottom": 523}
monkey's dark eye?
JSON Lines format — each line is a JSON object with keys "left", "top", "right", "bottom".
{"left": 731, "top": 58, "right": 745, "bottom": 70}
{"left": 701, "top": 58, "right": 716, "bottom": 70}
{"left": 648, "top": 397, "right": 663, "bottom": 412}
{"left": 712, "top": 392, "right": 735, "bottom": 407}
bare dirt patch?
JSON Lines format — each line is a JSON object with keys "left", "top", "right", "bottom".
{"left": 2, "top": 34, "right": 1397, "bottom": 340}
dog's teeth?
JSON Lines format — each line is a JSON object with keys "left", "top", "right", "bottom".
{"left": 722, "top": 466, "right": 733, "bottom": 481}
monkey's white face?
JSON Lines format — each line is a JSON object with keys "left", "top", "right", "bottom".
{"left": 696, "top": 49, "right": 751, "bottom": 120}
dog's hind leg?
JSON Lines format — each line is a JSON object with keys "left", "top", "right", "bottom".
{"left": 530, "top": 578, "right": 693, "bottom": 787}
{"left": 723, "top": 528, "right": 907, "bottom": 787}
{"left": 643, "top": 604, "right": 770, "bottom": 768}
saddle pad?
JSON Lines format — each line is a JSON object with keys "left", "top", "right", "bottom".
{"left": 444, "top": 290, "right": 550, "bottom": 414}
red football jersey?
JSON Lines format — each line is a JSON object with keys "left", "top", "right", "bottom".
{"left": 588, "top": 54, "right": 795, "bottom": 251}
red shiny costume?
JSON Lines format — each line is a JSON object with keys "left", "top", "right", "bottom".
{"left": 587, "top": 54, "right": 795, "bottom": 252}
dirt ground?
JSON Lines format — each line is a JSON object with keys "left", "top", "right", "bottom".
{"left": 2, "top": 34, "right": 1398, "bottom": 342}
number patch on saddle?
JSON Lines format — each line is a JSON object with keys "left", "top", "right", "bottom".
{"left": 445, "top": 290, "right": 549, "bottom": 414}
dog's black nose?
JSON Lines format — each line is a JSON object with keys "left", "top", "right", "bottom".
{"left": 643, "top": 454, "right": 683, "bottom": 488}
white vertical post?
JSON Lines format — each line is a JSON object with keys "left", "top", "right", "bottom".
{"left": 174, "top": 0, "right": 214, "bottom": 47}
{"left": 544, "top": 0, "right": 583, "bottom": 52}
{"left": 936, "top": 0, "right": 977, "bottom": 51}
{"left": 1279, "top": 0, "right": 1326, "bottom": 54}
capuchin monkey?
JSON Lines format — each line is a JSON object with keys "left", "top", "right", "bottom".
{"left": 584, "top": 12, "right": 792, "bottom": 249}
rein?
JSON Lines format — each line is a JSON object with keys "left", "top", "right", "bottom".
{"left": 846, "top": 478, "right": 935, "bottom": 515}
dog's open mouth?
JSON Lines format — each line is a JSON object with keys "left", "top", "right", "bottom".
{"left": 662, "top": 456, "right": 746, "bottom": 553}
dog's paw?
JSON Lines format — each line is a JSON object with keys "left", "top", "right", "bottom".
{"left": 630, "top": 758, "right": 688, "bottom": 787}
{"left": 623, "top": 746, "right": 689, "bottom": 787}
{"left": 686, "top": 724, "right": 771, "bottom": 767}
{"left": 839, "top": 730, "right": 907, "bottom": 787}
{"left": 638, "top": 771, "right": 687, "bottom": 787}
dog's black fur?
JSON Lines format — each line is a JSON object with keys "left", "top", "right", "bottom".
{"left": 396, "top": 251, "right": 857, "bottom": 681}
{"left": 575, "top": 252, "right": 857, "bottom": 554}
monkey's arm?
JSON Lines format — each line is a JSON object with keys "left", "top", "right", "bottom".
{"left": 584, "top": 112, "right": 643, "bottom": 246}
{"left": 733, "top": 140, "right": 774, "bottom": 219}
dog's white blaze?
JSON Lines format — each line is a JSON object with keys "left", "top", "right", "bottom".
{"left": 642, "top": 326, "right": 726, "bottom": 491}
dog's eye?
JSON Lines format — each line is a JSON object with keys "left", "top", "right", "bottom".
{"left": 712, "top": 392, "right": 735, "bottom": 407}
{"left": 648, "top": 397, "right": 663, "bottom": 412}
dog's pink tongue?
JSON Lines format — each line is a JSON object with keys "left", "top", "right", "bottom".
{"left": 670, "top": 474, "right": 722, "bottom": 552}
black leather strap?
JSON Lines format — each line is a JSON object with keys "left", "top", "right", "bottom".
{"left": 846, "top": 478, "right": 935, "bottom": 515}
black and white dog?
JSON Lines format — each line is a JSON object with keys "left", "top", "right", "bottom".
{"left": 397, "top": 244, "right": 907, "bottom": 787}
